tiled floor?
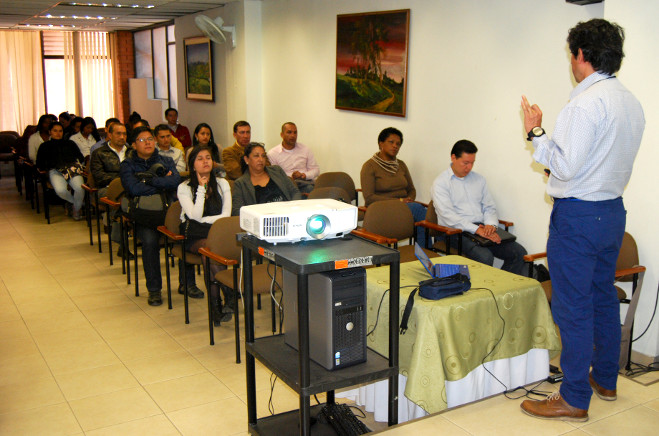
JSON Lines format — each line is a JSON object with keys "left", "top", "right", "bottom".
{"left": 1, "top": 174, "right": 658, "bottom": 435}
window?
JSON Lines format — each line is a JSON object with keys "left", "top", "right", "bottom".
{"left": 133, "top": 23, "right": 177, "bottom": 108}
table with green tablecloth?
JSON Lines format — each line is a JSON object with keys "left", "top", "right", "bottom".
{"left": 340, "top": 255, "right": 561, "bottom": 419}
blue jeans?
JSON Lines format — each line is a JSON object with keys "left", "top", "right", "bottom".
{"left": 549, "top": 197, "right": 625, "bottom": 410}
{"left": 48, "top": 170, "right": 84, "bottom": 211}
{"left": 134, "top": 224, "right": 162, "bottom": 293}
{"left": 407, "top": 202, "right": 428, "bottom": 248}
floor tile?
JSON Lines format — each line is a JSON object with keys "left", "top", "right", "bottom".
{"left": 54, "top": 363, "right": 140, "bottom": 401}
{"left": 0, "top": 377, "right": 65, "bottom": 414}
{"left": 85, "top": 414, "right": 181, "bottom": 436}
{"left": 145, "top": 372, "right": 235, "bottom": 412}
{"left": 579, "top": 404, "right": 659, "bottom": 435}
{"left": 123, "top": 350, "right": 207, "bottom": 385}
{"left": 68, "top": 387, "right": 161, "bottom": 431}
{"left": 167, "top": 397, "right": 248, "bottom": 436}
{"left": 0, "top": 402, "right": 82, "bottom": 436}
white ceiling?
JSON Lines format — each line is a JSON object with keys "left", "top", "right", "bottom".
{"left": 0, "top": 0, "right": 233, "bottom": 31}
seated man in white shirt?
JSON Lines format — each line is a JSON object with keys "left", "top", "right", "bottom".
{"left": 154, "top": 124, "right": 186, "bottom": 173}
{"left": 431, "top": 139, "right": 527, "bottom": 275}
{"left": 267, "top": 122, "right": 319, "bottom": 194}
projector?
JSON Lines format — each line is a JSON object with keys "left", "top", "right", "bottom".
{"left": 239, "top": 199, "right": 358, "bottom": 243}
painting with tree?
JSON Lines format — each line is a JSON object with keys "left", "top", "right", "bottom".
{"left": 335, "top": 10, "right": 410, "bottom": 117}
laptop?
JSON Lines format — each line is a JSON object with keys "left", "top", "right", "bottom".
{"left": 414, "top": 243, "right": 470, "bottom": 279}
{"left": 463, "top": 227, "right": 516, "bottom": 247}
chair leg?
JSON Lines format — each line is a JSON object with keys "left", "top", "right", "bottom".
{"left": 182, "top": 245, "right": 190, "bottom": 324}
{"left": 125, "top": 221, "right": 131, "bottom": 284}
{"left": 204, "top": 257, "right": 215, "bottom": 346}
{"left": 86, "top": 192, "right": 93, "bottom": 245}
{"left": 164, "top": 241, "right": 172, "bottom": 310}
{"left": 133, "top": 227, "right": 139, "bottom": 296}
{"left": 108, "top": 218, "right": 114, "bottom": 266}
{"left": 257, "top": 293, "right": 261, "bottom": 310}
{"left": 271, "top": 292, "right": 276, "bottom": 334}
{"left": 233, "top": 268, "right": 241, "bottom": 364}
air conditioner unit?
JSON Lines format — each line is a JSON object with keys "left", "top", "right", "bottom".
{"left": 239, "top": 199, "right": 358, "bottom": 244}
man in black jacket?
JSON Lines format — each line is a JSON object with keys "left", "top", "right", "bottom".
{"left": 120, "top": 126, "right": 180, "bottom": 306}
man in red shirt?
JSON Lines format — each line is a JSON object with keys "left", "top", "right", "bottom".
{"left": 165, "top": 108, "right": 191, "bottom": 149}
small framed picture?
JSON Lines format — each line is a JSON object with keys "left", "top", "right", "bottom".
{"left": 184, "top": 36, "right": 214, "bottom": 101}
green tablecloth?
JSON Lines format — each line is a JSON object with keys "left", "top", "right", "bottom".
{"left": 365, "top": 255, "right": 561, "bottom": 414}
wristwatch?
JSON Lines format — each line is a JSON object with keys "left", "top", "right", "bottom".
{"left": 527, "top": 126, "right": 545, "bottom": 141}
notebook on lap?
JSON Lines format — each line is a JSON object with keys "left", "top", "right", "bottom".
{"left": 414, "top": 243, "right": 470, "bottom": 279}
{"left": 463, "top": 227, "right": 516, "bottom": 247}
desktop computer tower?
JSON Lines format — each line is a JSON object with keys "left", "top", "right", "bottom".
{"left": 283, "top": 267, "right": 367, "bottom": 371}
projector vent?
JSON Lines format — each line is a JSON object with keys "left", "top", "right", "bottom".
{"left": 263, "top": 216, "right": 289, "bottom": 237}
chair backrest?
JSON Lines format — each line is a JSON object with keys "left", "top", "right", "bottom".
{"left": 424, "top": 200, "right": 441, "bottom": 237}
{"left": 307, "top": 186, "right": 351, "bottom": 203}
{"left": 105, "top": 177, "right": 124, "bottom": 202}
{"left": 0, "top": 131, "right": 20, "bottom": 139}
{"left": 164, "top": 200, "right": 182, "bottom": 234}
{"left": 206, "top": 216, "right": 243, "bottom": 262}
{"left": 616, "top": 232, "right": 639, "bottom": 282}
{"left": 314, "top": 172, "right": 357, "bottom": 203}
{"left": 0, "top": 132, "right": 18, "bottom": 153}
{"left": 362, "top": 199, "right": 414, "bottom": 241}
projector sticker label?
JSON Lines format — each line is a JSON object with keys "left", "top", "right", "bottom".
{"left": 335, "top": 256, "right": 373, "bottom": 269}
{"left": 258, "top": 246, "right": 275, "bottom": 261}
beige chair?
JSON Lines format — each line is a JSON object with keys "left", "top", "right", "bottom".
{"left": 351, "top": 199, "right": 435, "bottom": 263}
{"left": 524, "top": 232, "right": 646, "bottom": 370}
{"left": 306, "top": 186, "right": 351, "bottom": 202}
{"left": 157, "top": 201, "right": 204, "bottom": 322}
{"left": 199, "top": 216, "right": 282, "bottom": 361}
{"left": 99, "top": 178, "right": 126, "bottom": 268}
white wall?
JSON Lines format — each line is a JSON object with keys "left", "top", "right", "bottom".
{"left": 171, "top": 0, "right": 658, "bottom": 357}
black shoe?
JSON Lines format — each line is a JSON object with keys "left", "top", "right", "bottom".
{"left": 178, "top": 284, "right": 204, "bottom": 299}
{"left": 117, "top": 248, "right": 135, "bottom": 260}
{"left": 148, "top": 292, "right": 162, "bottom": 306}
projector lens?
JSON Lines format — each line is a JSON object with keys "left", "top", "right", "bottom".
{"left": 306, "top": 215, "right": 329, "bottom": 239}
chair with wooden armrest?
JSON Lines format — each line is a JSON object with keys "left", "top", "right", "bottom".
{"left": 99, "top": 178, "right": 125, "bottom": 268}
{"left": 198, "top": 216, "right": 282, "bottom": 359}
{"left": 0, "top": 132, "right": 18, "bottom": 181}
{"left": 351, "top": 199, "right": 435, "bottom": 263}
{"left": 157, "top": 201, "right": 204, "bottom": 322}
{"left": 524, "top": 232, "right": 646, "bottom": 370}
{"left": 81, "top": 163, "right": 104, "bottom": 250}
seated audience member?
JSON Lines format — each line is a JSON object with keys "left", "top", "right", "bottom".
{"left": 431, "top": 139, "right": 527, "bottom": 274}
{"left": 120, "top": 126, "right": 181, "bottom": 306}
{"left": 90, "top": 117, "right": 121, "bottom": 155}
{"left": 58, "top": 112, "right": 71, "bottom": 130}
{"left": 70, "top": 117, "right": 101, "bottom": 158}
{"left": 131, "top": 118, "right": 184, "bottom": 154}
{"left": 267, "top": 122, "right": 319, "bottom": 194}
{"left": 222, "top": 120, "right": 270, "bottom": 181}
{"left": 90, "top": 122, "right": 129, "bottom": 256}
{"left": 178, "top": 145, "right": 233, "bottom": 323}
{"left": 232, "top": 142, "right": 301, "bottom": 216}
{"left": 64, "top": 116, "right": 83, "bottom": 140}
{"left": 191, "top": 123, "right": 223, "bottom": 175}
{"left": 360, "top": 127, "right": 428, "bottom": 245}
{"left": 154, "top": 124, "right": 186, "bottom": 173}
{"left": 28, "top": 114, "right": 55, "bottom": 162}
{"left": 35, "top": 122, "right": 85, "bottom": 220}
{"left": 165, "top": 108, "right": 192, "bottom": 149}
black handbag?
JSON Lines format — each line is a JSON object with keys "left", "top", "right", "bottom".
{"left": 180, "top": 218, "right": 212, "bottom": 241}
{"left": 400, "top": 273, "right": 471, "bottom": 334}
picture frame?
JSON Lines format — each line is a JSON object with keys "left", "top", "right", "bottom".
{"left": 184, "top": 36, "right": 214, "bottom": 101}
{"left": 335, "top": 9, "right": 410, "bottom": 117}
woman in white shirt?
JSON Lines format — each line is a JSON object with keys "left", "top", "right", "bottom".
{"left": 177, "top": 145, "right": 232, "bottom": 324}
{"left": 69, "top": 117, "right": 100, "bottom": 158}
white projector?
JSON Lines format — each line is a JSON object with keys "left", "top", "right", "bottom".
{"left": 239, "top": 199, "right": 358, "bottom": 243}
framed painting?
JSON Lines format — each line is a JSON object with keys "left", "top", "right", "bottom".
{"left": 184, "top": 36, "right": 214, "bottom": 101}
{"left": 335, "top": 9, "right": 410, "bottom": 117}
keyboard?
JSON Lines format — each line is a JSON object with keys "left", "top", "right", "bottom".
{"left": 319, "top": 402, "right": 371, "bottom": 436}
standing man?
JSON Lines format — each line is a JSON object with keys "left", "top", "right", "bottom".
{"left": 222, "top": 121, "right": 271, "bottom": 180}
{"left": 431, "top": 139, "right": 527, "bottom": 275}
{"left": 267, "top": 122, "right": 319, "bottom": 194}
{"left": 520, "top": 19, "right": 644, "bottom": 421}
{"left": 165, "top": 108, "right": 192, "bottom": 149}
{"left": 154, "top": 124, "right": 186, "bottom": 173}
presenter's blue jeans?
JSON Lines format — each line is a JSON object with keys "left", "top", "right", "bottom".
{"left": 549, "top": 197, "right": 625, "bottom": 411}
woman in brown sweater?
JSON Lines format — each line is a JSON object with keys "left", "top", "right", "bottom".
{"left": 360, "top": 127, "right": 427, "bottom": 244}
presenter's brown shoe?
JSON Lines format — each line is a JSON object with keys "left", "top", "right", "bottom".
{"left": 521, "top": 392, "right": 588, "bottom": 422}
{"left": 589, "top": 373, "right": 617, "bottom": 401}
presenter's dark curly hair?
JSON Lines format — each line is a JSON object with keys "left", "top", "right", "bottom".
{"left": 567, "top": 19, "right": 625, "bottom": 75}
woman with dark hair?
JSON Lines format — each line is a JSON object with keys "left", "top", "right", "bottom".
{"left": 28, "top": 114, "right": 56, "bottom": 161}
{"left": 36, "top": 122, "right": 85, "bottom": 220}
{"left": 70, "top": 117, "right": 101, "bottom": 158}
{"left": 191, "top": 123, "right": 221, "bottom": 162}
{"left": 360, "top": 127, "right": 428, "bottom": 245}
{"left": 231, "top": 142, "right": 301, "bottom": 216}
{"left": 177, "top": 145, "right": 232, "bottom": 324}
{"left": 64, "top": 116, "right": 83, "bottom": 140}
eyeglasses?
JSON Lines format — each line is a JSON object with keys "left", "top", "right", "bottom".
{"left": 136, "top": 137, "right": 155, "bottom": 144}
